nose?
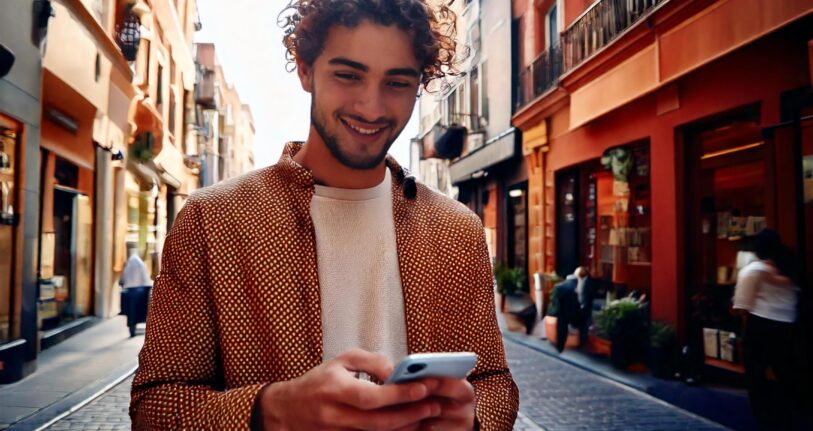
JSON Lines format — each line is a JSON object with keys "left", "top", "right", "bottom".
{"left": 353, "top": 83, "right": 387, "bottom": 124}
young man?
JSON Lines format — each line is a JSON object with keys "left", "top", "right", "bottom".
{"left": 130, "top": 1, "right": 519, "bottom": 429}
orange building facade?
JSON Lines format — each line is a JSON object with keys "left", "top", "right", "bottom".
{"left": 513, "top": 0, "right": 813, "bottom": 375}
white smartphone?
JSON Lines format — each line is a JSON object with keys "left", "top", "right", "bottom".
{"left": 384, "top": 352, "right": 478, "bottom": 384}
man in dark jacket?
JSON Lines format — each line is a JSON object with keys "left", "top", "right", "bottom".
{"left": 549, "top": 267, "right": 597, "bottom": 352}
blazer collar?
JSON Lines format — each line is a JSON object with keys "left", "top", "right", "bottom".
{"left": 276, "top": 142, "right": 415, "bottom": 198}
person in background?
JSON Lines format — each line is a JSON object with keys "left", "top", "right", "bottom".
{"left": 733, "top": 228, "right": 801, "bottom": 430}
{"left": 549, "top": 266, "right": 597, "bottom": 352}
{"left": 119, "top": 244, "right": 152, "bottom": 288}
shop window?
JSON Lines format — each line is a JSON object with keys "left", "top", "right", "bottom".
{"left": 39, "top": 155, "right": 94, "bottom": 330}
{"left": 555, "top": 141, "right": 651, "bottom": 297}
{"left": 590, "top": 144, "right": 651, "bottom": 296}
{"left": 685, "top": 110, "right": 765, "bottom": 374}
{"left": 0, "top": 121, "right": 19, "bottom": 343}
{"left": 508, "top": 183, "right": 529, "bottom": 280}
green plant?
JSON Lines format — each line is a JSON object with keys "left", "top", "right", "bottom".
{"left": 130, "top": 132, "right": 155, "bottom": 163}
{"left": 595, "top": 294, "right": 649, "bottom": 368}
{"left": 650, "top": 321, "right": 677, "bottom": 348}
{"left": 595, "top": 294, "right": 648, "bottom": 338}
{"left": 494, "top": 264, "right": 526, "bottom": 296}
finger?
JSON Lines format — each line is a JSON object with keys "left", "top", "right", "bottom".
{"left": 336, "top": 349, "right": 394, "bottom": 382}
{"left": 419, "top": 418, "right": 468, "bottom": 431}
{"left": 335, "top": 400, "right": 442, "bottom": 431}
{"left": 426, "top": 378, "right": 476, "bottom": 403}
{"left": 392, "top": 423, "right": 422, "bottom": 431}
{"left": 339, "top": 379, "right": 435, "bottom": 410}
{"left": 419, "top": 401, "right": 475, "bottom": 431}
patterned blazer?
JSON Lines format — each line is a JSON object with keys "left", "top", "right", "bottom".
{"left": 130, "top": 142, "right": 520, "bottom": 429}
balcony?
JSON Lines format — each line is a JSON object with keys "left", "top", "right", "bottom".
{"left": 562, "top": 0, "right": 666, "bottom": 73}
{"left": 114, "top": 5, "right": 141, "bottom": 62}
{"left": 514, "top": 43, "right": 562, "bottom": 112}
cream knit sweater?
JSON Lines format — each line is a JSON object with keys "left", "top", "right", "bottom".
{"left": 310, "top": 169, "right": 408, "bottom": 366}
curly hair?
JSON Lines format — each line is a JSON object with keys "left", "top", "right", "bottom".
{"left": 278, "top": 0, "right": 466, "bottom": 91}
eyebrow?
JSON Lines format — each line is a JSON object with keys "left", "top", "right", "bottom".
{"left": 328, "top": 57, "right": 420, "bottom": 79}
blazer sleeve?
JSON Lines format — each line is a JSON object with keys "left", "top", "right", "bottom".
{"left": 464, "top": 215, "right": 520, "bottom": 430}
{"left": 129, "top": 197, "right": 265, "bottom": 429}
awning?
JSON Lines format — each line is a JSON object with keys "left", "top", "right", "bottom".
{"left": 449, "top": 128, "right": 518, "bottom": 184}
{"left": 127, "top": 159, "right": 159, "bottom": 189}
{"left": 151, "top": 161, "right": 182, "bottom": 189}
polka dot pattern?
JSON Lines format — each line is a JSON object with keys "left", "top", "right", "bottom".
{"left": 130, "top": 142, "right": 519, "bottom": 429}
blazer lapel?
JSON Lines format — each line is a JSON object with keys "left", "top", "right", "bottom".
{"left": 388, "top": 158, "right": 434, "bottom": 355}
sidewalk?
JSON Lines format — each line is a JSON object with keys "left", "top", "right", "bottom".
{"left": 499, "top": 310, "right": 758, "bottom": 431}
{"left": 0, "top": 316, "right": 143, "bottom": 430}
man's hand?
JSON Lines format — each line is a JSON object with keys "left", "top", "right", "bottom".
{"left": 418, "top": 378, "right": 476, "bottom": 431}
{"left": 255, "top": 349, "right": 442, "bottom": 430}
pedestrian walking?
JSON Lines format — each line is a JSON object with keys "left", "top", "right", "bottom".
{"left": 119, "top": 245, "right": 152, "bottom": 289}
{"left": 129, "top": 1, "right": 519, "bottom": 429}
{"left": 733, "top": 228, "right": 801, "bottom": 430}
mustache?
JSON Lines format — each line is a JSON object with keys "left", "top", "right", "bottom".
{"left": 339, "top": 113, "right": 394, "bottom": 128}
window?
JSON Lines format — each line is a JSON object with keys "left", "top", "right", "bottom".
{"left": 481, "top": 61, "right": 489, "bottom": 125}
{"left": 156, "top": 64, "right": 164, "bottom": 107}
{"left": 547, "top": 5, "right": 558, "bottom": 49}
{"left": 470, "top": 66, "right": 480, "bottom": 131}
{"left": 555, "top": 142, "right": 652, "bottom": 295}
{"left": 168, "top": 91, "right": 176, "bottom": 137}
{"left": 141, "top": 41, "right": 151, "bottom": 85}
{"left": 443, "top": 89, "right": 456, "bottom": 125}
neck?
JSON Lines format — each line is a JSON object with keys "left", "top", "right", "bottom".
{"left": 293, "top": 126, "right": 387, "bottom": 189}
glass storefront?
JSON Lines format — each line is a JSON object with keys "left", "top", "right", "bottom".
{"left": 587, "top": 143, "right": 651, "bottom": 296}
{"left": 555, "top": 141, "right": 652, "bottom": 297}
{"left": 0, "top": 117, "right": 19, "bottom": 343}
{"left": 685, "top": 110, "right": 765, "bottom": 374}
{"left": 507, "top": 183, "right": 529, "bottom": 278}
{"left": 38, "top": 154, "right": 94, "bottom": 330}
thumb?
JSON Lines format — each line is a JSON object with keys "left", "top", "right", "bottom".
{"left": 335, "top": 349, "right": 394, "bottom": 382}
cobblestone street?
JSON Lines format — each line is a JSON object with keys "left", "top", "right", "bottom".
{"left": 47, "top": 337, "right": 729, "bottom": 430}
{"left": 504, "top": 340, "right": 728, "bottom": 431}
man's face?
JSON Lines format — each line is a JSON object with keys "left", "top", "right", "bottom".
{"left": 297, "top": 20, "right": 421, "bottom": 170}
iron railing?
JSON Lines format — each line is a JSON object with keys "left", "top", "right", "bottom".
{"left": 514, "top": 0, "right": 665, "bottom": 112}
{"left": 515, "top": 43, "right": 562, "bottom": 111}
{"left": 562, "top": 0, "right": 665, "bottom": 72}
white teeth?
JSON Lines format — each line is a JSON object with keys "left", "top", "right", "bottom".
{"left": 344, "top": 120, "right": 382, "bottom": 135}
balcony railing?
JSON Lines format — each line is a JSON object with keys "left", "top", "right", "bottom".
{"left": 562, "top": 0, "right": 665, "bottom": 72}
{"left": 115, "top": 6, "right": 141, "bottom": 62}
{"left": 514, "top": 0, "right": 665, "bottom": 112}
{"left": 514, "top": 43, "right": 562, "bottom": 111}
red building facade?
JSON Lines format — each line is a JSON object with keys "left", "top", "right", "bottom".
{"left": 513, "top": 0, "right": 813, "bottom": 375}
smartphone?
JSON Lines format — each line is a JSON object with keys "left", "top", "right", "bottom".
{"left": 384, "top": 352, "right": 478, "bottom": 384}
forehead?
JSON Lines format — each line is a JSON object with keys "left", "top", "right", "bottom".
{"left": 318, "top": 20, "right": 420, "bottom": 72}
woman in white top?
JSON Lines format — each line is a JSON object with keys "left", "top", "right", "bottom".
{"left": 733, "top": 228, "right": 800, "bottom": 430}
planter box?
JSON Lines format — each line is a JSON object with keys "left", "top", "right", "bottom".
{"left": 543, "top": 316, "right": 579, "bottom": 349}
{"left": 586, "top": 334, "right": 612, "bottom": 356}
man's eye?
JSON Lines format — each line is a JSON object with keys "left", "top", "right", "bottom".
{"left": 335, "top": 73, "right": 359, "bottom": 81}
{"left": 388, "top": 81, "right": 412, "bottom": 89}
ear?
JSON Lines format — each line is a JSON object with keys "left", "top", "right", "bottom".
{"left": 296, "top": 58, "right": 313, "bottom": 93}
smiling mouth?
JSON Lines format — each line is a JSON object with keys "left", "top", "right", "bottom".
{"left": 340, "top": 117, "right": 387, "bottom": 136}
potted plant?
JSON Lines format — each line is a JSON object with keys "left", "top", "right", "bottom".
{"left": 130, "top": 132, "right": 156, "bottom": 163}
{"left": 649, "top": 321, "right": 677, "bottom": 378}
{"left": 494, "top": 264, "right": 525, "bottom": 312}
{"left": 595, "top": 294, "right": 648, "bottom": 369}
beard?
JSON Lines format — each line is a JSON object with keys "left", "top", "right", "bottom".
{"left": 310, "top": 90, "right": 404, "bottom": 170}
